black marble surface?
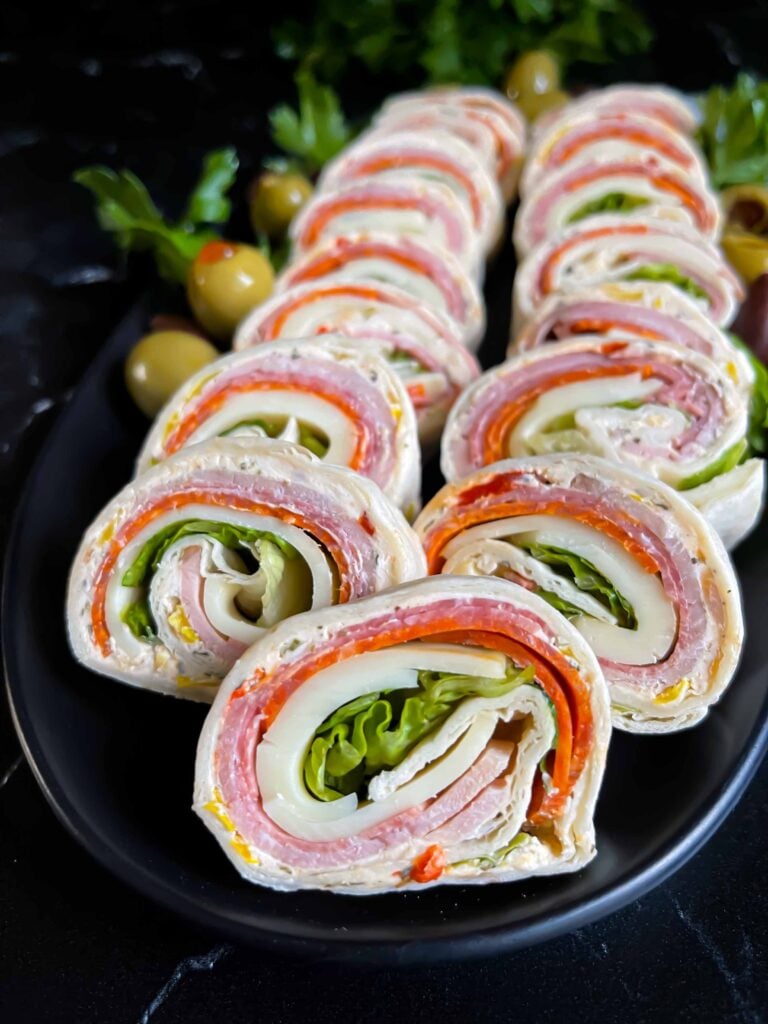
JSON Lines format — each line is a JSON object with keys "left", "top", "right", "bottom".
{"left": 2, "top": 4, "right": 768, "bottom": 1021}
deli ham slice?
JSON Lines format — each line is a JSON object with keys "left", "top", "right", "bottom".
{"left": 277, "top": 232, "right": 485, "bottom": 348}
{"left": 521, "top": 112, "right": 708, "bottom": 198}
{"left": 514, "top": 157, "right": 721, "bottom": 256}
{"left": 289, "top": 178, "right": 481, "bottom": 274}
{"left": 375, "top": 87, "right": 526, "bottom": 200}
{"left": 513, "top": 214, "right": 743, "bottom": 330}
{"left": 532, "top": 85, "right": 698, "bottom": 142}
{"left": 509, "top": 282, "right": 754, "bottom": 400}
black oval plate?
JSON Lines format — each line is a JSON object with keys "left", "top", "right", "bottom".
{"left": 4, "top": 278, "right": 768, "bottom": 964}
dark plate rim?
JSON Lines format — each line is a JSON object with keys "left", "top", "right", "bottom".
{"left": 4, "top": 299, "right": 768, "bottom": 964}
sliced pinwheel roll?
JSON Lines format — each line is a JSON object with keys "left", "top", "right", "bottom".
{"left": 513, "top": 215, "right": 743, "bottom": 330}
{"left": 318, "top": 130, "right": 504, "bottom": 254}
{"left": 234, "top": 280, "right": 480, "bottom": 446}
{"left": 510, "top": 282, "right": 754, "bottom": 399}
{"left": 440, "top": 336, "right": 763, "bottom": 548}
{"left": 375, "top": 87, "right": 526, "bottom": 200}
{"left": 136, "top": 337, "right": 421, "bottom": 515}
{"left": 277, "top": 233, "right": 485, "bottom": 348}
{"left": 289, "top": 179, "right": 480, "bottom": 273}
{"left": 67, "top": 438, "right": 427, "bottom": 702}
{"left": 415, "top": 455, "right": 743, "bottom": 733}
{"left": 533, "top": 85, "right": 698, "bottom": 141}
{"left": 514, "top": 158, "right": 720, "bottom": 256}
{"left": 520, "top": 113, "right": 708, "bottom": 197}
{"left": 194, "top": 575, "right": 610, "bottom": 893}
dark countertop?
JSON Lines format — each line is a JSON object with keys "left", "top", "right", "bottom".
{"left": 1, "top": 5, "right": 767, "bottom": 1021}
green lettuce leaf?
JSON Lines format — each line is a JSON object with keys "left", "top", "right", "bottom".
{"left": 696, "top": 74, "right": 768, "bottom": 189}
{"left": 728, "top": 333, "right": 768, "bottom": 454}
{"left": 520, "top": 542, "right": 637, "bottom": 629}
{"left": 120, "top": 519, "right": 298, "bottom": 641}
{"left": 536, "top": 589, "right": 587, "bottom": 620}
{"left": 567, "top": 192, "right": 649, "bottom": 224}
{"left": 73, "top": 148, "right": 238, "bottom": 284}
{"left": 120, "top": 601, "right": 156, "bottom": 642}
{"left": 452, "top": 831, "right": 531, "bottom": 870}
{"left": 304, "top": 665, "right": 536, "bottom": 802}
{"left": 220, "top": 418, "right": 274, "bottom": 437}
{"left": 622, "top": 263, "right": 708, "bottom": 302}
{"left": 255, "top": 540, "right": 311, "bottom": 627}
{"left": 677, "top": 439, "right": 749, "bottom": 490}
{"left": 297, "top": 424, "right": 329, "bottom": 458}
{"left": 219, "top": 418, "right": 329, "bottom": 457}
{"left": 269, "top": 70, "right": 353, "bottom": 174}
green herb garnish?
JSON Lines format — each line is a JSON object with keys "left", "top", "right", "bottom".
{"left": 269, "top": 69, "right": 353, "bottom": 175}
{"left": 697, "top": 74, "right": 768, "bottom": 189}
{"left": 73, "top": 149, "right": 238, "bottom": 284}
{"left": 274, "top": 0, "right": 653, "bottom": 89}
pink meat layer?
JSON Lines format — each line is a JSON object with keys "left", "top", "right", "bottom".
{"left": 449, "top": 345, "right": 724, "bottom": 478}
{"left": 280, "top": 235, "right": 472, "bottom": 325}
{"left": 539, "top": 118, "right": 698, "bottom": 177}
{"left": 427, "top": 776, "right": 511, "bottom": 844}
{"left": 113, "top": 469, "right": 385, "bottom": 602}
{"left": 422, "top": 467, "right": 725, "bottom": 692}
{"left": 214, "top": 595, "right": 555, "bottom": 869}
{"left": 293, "top": 181, "right": 470, "bottom": 255}
{"left": 535, "top": 244, "right": 734, "bottom": 325}
{"left": 522, "top": 160, "right": 716, "bottom": 250}
{"left": 326, "top": 144, "right": 485, "bottom": 227}
{"left": 162, "top": 352, "right": 398, "bottom": 490}
{"left": 515, "top": 299, "right": 718, "bottom": 358}
{"left": 380, "top": 107, "right": 518, "bottom": 182}
{"left": 178, "top": 546, "right": 247, "bottom": 664}
{"left": 245, "top": 282, "right": 464, "bottom": 350}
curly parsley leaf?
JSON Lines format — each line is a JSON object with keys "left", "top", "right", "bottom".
{"left": 275, "top": 0, "right": 653, "bottom": 89}
{"left": 181, "top": 147, "right": 239, "bottom": 228}
{"left": 269, "top": 70, "right": 353, "bottom": 174}
{"left": 697, "top": 74, "right": 768, "bottom": 189}
{"left": 73, "top": 148, "right": 239, "bottom": 285}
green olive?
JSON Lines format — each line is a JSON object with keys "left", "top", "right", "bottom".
{"left": 250, "top": 172, "right": 314, "bottom": 238}
{"left": 516, "top": 88, "right": 570, "bottom": 123}
{"left": 504, "top": 50, "right": 561, "bottom": 103}
{"left": 125, "top": 331, "right": 219, "bottom": 417}
{"left": 722, "top": 229, "right": 768, "bottom": 285}
{"left": 721, "top": 184, "right": 768, "bottom": 236}
{"left": 187, "top": 241, "right": 274, "bottom": 339}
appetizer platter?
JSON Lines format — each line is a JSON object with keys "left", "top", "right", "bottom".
{"left": 6, "top": 29, "right": 768, "bottom": 958}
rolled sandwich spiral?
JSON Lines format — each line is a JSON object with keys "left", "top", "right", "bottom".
{"left": 136, "top": 336, "right": 421, "bottom": 516}
{"left": 194, "top": 575, "right": 610, "bottom": 893}
{"left": 67, "top": 438, "right": 426, "bottom": 701}
{"left": 415, "top": 455, "right": 743, "bottom": 733}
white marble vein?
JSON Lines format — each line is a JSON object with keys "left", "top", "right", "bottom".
{"left": 0, "top": 754, "right": 22, "bottom": 791}
{"left": 137, "top": 943, "right": 232, "bottom": 1023}
{"left": 671, "top": 896, "right": 761, "bottom": 1023}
